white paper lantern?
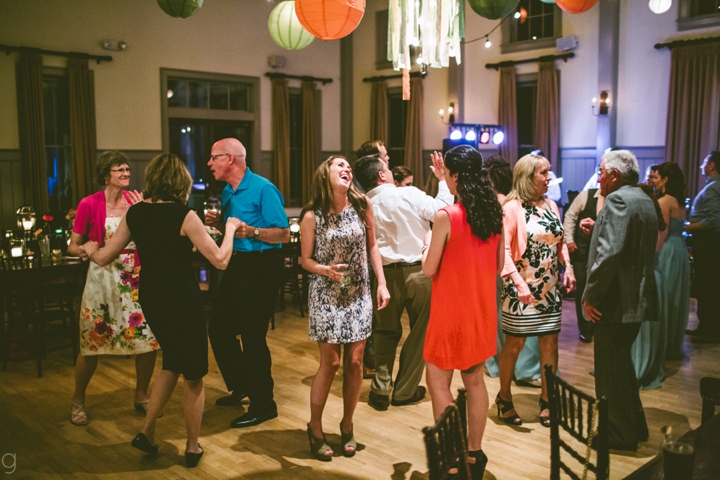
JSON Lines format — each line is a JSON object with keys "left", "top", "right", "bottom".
{"left": 268, "top": 1, "right": 314, "bottom": 50}
{"left": 648, "top": 0, "right": 671, "bottom": 14}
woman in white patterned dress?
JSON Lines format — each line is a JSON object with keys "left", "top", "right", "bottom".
{"left": 67, "top": 151, "right": 159, "bottom": 426}
{"left": 300, "top": 155, "right": 390, "bottom": 461}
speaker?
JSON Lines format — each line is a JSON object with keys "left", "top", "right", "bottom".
{"left": 556, "top": 35, "right": 578, "bottom": 52}
{"left": 267, "top": 55, "right": 287, "bottom": 69}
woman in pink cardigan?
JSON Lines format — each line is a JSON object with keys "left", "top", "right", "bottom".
{"left": 67, "top": 151, "right": 159, "bottom": 426}
{"left": 495, "top": 154, "right": 576, "bottom": 427}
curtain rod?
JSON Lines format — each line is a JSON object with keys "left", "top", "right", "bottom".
{"left": 654, "top": 35, "right": 720, "bottom": 50}
{"left": 0, "top": 43, "right": 112, "bottom": 64}
{"left": 485, "top": 52, "right": 575, "bottom": 70}
{"left": 264, "top": 72, "right": 333, "bottom": 85}
{"left": 362, "top": 68, "right": 428, "bottom": 83}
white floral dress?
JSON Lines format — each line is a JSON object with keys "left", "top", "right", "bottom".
{"left": 79, "top": 216, "right": 159, "bottom": 355}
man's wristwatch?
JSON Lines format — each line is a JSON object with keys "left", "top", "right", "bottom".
{"left": 252, "top": 227, "right": 260, "bottom": 238}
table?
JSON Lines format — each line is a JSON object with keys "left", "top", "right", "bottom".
{"left": 624, "top": 414, "right": 720, "bottom": 479}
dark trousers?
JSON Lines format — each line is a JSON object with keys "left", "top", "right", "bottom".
{"left": 209, "top": 251, "right": 283, "bottom": 413}
{"left": 693, "top": 233, "right": 720, "bottom": 336}
{"left": 594, "top": 322, "right": 648, "bottom": 449}
{"left": 571, "top": 254, "right": 593, "bottom": 337}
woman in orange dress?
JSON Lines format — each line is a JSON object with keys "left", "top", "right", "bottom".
{"left": 422, "top": 145, "right": 504, "bottom": 480}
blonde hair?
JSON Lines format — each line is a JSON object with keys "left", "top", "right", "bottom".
{"left": 505, "top": 154, "right": 550, "bottom": 204}
{"left": 144, "top": 153, "right": 193, "bottom": 203}
{"left": 301, "top": 155, "right": 368, "bottom": 225}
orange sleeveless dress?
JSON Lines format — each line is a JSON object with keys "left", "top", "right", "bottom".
{"left": 423, "top": 203, "right": 499, "bottom": 371}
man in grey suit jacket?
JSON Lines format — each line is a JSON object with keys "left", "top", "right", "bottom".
{"left": 582, "top": 150, "right": 658, "bottom": 450}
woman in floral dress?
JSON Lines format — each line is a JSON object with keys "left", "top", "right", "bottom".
{"left": 67, "top": 151, "right": 159, "bottom": 426}
{"left": 496, "top": 154, "right": 575, "bottom": 427}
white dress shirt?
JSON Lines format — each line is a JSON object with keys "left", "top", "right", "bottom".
{"left": 367, "top": 181, "right": 454, "bottom": 264}
{"left": 562, "top": 189, "right": 604, "bottom": 244}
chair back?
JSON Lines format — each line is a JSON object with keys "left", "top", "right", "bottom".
{"left": 545, "top": 364, "right": 609, "bottom": 480}
{"left": 423, "top": 401, "right": 471, "bottom": 480}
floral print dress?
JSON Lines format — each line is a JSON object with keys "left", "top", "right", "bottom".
{"left": 501, "top": 202, "right": 564, "bottom": 337}
{"left": 79, "top": 216, "right": 159, "bottom": 355}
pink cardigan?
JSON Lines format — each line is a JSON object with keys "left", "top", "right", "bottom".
{"left": 73, "top": 190, "right": 134, "bottom": 247}
{"left": 501, "top": 198, "right": 570, "bottom": 278}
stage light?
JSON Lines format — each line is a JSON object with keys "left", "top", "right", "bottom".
{"left": 450, "top": 129, "right": 463, "bottom": 140}
{"left": 493, "top": 131, "right": 505, "bottom": 145}
{"left": 465, "top": 130, "right": 476, "bottom": 141}
{"left": 480, "top": 131, "right": 491, "bottom": 144}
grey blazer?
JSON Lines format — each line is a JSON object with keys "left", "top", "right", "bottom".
{"left": 582, "top": 185, "right": 659, "bottom": 324}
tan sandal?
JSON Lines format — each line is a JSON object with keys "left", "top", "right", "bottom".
{"left": 71, "top": 402, "right": 89, "bottom": 426}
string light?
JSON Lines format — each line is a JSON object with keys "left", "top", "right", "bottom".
{"left": 484, "top": 36, "right": 491, "bottom": 48}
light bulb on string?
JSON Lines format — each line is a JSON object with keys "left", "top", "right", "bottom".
{"left": 484, "top": 36, "right": 491, "bottom": 48}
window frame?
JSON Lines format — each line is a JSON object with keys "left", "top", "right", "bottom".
{"left": 501, "top": 0, "right": 562, "bottom": 54}
{"left": 678, "top": 0, "right": 720, "bottom": 30}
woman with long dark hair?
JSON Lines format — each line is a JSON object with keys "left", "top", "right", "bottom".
{"left": 300, "top": 155, "right": 390, "bottom": 461}
{"left": 655, "top": 162, "right": 691, "bottom": 359}
{"left": 422, "top": 145, "right": 504, "bottom": 479}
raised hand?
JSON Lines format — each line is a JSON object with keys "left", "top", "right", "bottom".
{"left": 126, "top": 190, "right": 144, "bottom": 204}
{"left": 429, "top": 151, "right": 446, "bottom": 180}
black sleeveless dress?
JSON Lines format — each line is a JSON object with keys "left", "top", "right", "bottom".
{"left": 126, "top": 202, "right": 208, "bottom": 380}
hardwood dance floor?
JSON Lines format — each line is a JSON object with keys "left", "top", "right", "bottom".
{"left": 1, "top": 298, "right": 717, "bottom": 479}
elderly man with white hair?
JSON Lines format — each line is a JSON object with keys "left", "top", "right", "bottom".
{"left": 582, "top": 149, "right": 659, "bottom": 451}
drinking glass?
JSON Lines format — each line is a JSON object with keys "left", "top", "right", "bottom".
{"left": 661, "top": 425, "right": 695, "bottom": 480}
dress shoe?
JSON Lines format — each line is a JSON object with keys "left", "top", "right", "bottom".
{"left": 230, "top": 409, "right": 278, "bottom": 428}
{"left": 368, "top": 391, "right": 390, "bottom": 411}
{"left": 131, "top": 433, "right": 158, "bottom": 455}
{"left": 514, "top": 377, "right": 542, "bottom": 388}
{"left": 185, "top": 445, "right": 204, "bottom": 468}
{"left": 579, "top": 333, "right": 593, "bottom": 344}
{"left": 391, "top": 386, "right": 427, "bottom": 406}
{"left": 215, "top": 391, "right": 249, "bottom": 406}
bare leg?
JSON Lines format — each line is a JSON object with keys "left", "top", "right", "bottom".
{"left": 183, "top": 377, "right": 205, "bottom": 454}
{"left": 497, "top": 335, "right": 526, "bottom": 418}
{"left": 309, "top": 342, "right": 341, "bottom": 448}
{"left": 140, "top": 370, "right": 179, "bottom": 443}
{"left": 425, "top": 362, "right": 454, "bottom": 420}
{"left": 340, "top": 340, "right": 366, "bottom": 441}
{"left": 134, "top": 351, "right": 157, "bottom": 404}
{"left": 72, "top": 355, "right": 99, "bottom": 405}
{"left": 538, "top": 333, "right": 559, "bottom": 417}
{"left": 461, "top": 362, "right": 489, "bottom": 451}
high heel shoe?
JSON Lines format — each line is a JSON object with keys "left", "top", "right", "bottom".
{"left": 468, "top": 450, "right": 488, "bottom": 480}
{"left": 133, "top": 400, "right": 164, "bottom": 418}
{"left": 340, "top": 422, "right": 357, "bottom": 457}
{"left": 185, "top": 444, "right": 204, "bottom": 468}
{"left": 495, "top": 393, "right": 522, "bottom": 425}
{"left": 131, "top": 433, "right": 159, "bottom": 455}
{"left": 539, "top": 397, "right": 551, "bottom": 428}
{"left": 306, "top": 424, "right": 333, "bottom": 462}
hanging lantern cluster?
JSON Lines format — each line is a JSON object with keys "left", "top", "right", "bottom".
{"left": 295, "top": 0, "right": 366, "bottom": 41}
{"left": 157, "top": 0, "right": 203, "bottom": 18}
{"left": 648, "top": 0, "right": 671, "bottom": 14}
{"left": 555, "top": 0, "right": 597, "bottom": 14}
{"left": 467, "top": 0, "right": 520, "bottom": 21}
{"left": 268, "top": 1, "right": 315, "bottom": 50}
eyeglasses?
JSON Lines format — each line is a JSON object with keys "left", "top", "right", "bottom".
{"left": 110, "top": 168, "right": 131, "bottom": 174}
{"left": 209, "top": 153, "right": 231, "bottom": 161}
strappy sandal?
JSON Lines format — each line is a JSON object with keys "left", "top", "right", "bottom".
{"left": 495, "top": 393, "right": 522, "bottom": 425}
{"left": 340, "top": 422, "right": 357, "bottom": 457}
{"left": 134, "top": 400, "right": 164, "bottom": 418}
{"left": 539, "top": 397, "right": 551, "bottom": 428}
{"left": 306, "top": 424, "right": 333, "bottom": 462}
{"left": 71, "top": 402, "right": 89, "bottom": 426}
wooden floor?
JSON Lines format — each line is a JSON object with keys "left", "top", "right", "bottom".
{"left": 1, "top": 297, "right": 718, "bottom": 479}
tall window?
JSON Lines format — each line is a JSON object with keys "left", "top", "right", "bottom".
{"left": 387, "top": 89, "right": 408, "bottom": 169}
{"left": 516, "top": 77, "right": 538, "bottom": 159}
{"left": 502, "top": 0, "right": 562, "bottom": 54}
{"left": 679, "top": 0, "right": 720, "bottom": 29}
{"left": 43, "top": 71, "right": 72, "bottom": 213}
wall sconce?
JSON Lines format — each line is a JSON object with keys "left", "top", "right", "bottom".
{"left": 101, "top": 39, "right": 127, "bottom": 51}
{"left": 592, "top": 91, "right": 611, "bottom": 116}
{"left": 438, "top": 102, "right": 456, "bottom": 124}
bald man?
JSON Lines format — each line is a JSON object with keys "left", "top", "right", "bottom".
{"left": 205, "top": 138, "right": 290, "bottom": 428}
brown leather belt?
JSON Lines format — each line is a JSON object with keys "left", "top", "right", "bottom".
{"left": 383, "top": 261, "right": 421, "bottom": 269}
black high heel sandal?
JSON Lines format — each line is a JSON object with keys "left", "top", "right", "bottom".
{"left": 495, "top": 393, "right": 522, "bottom": 425}
{"left": 340, "top": 422, "right": 357, "bottom": 457}
{"left": 306, "top": 424, "right": 333, "bottom": 462}
{"left": 185, "top": 444, "right": 204, "bottom": 468}
{"left": 468, "top": 450, "right": 488, "bottom": 480}
{"left": 539, "top": 397, "right": 551, "bottom": 428}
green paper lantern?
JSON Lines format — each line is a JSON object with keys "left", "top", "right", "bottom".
{"left": 467, "top": 0, "right": 521, "bottom": 20}
{"left": 268, "top": 1, "right": 314, "bottom": 50}
{"left": 540, "top": 0, "right": 556, "bottom": 3}
{"left": 157, "top": 0, "right": 203, "bottom": 19}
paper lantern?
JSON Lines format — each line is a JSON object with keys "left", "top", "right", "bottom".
{"left": 648, "top": 0, "right": 671, "bottom": 14}
{"left": 467, "top": 0, "right": 520, "bottom": 20}
{"left": 540, "top": 0, "right": 556, "bottom": 4}
{"left": 295, "top": 0, "right": 365, "bottom": 41}
{"left": 556, "top": 0, "right": 597, "bottom": 14}
{"left": 268, "top": 1, "right": 314, "bottom": 50}
{"left": 157, "top": 0, "right": 203, "bottom": 18}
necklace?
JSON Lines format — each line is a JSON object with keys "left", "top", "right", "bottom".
{"left": 107, "top": 199, "right": 127, "bottom": 208}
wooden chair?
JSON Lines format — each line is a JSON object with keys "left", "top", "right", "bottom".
{"left": 545, "top": 364, "right": 609, "bottom": 480}
{"left": 423, "top": 389, "right": 471, "bottom": 480}
{"left": 700, "top": 377, "right": 720, "bottom": 424}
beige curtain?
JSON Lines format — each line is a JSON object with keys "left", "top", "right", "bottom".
{"left": 498, "top": 66, "right": 518, "bottom": 166}
{"left": 301, "top": 80, "right": 318, "bottom": 205}
{"left": 664, "top": 43, "right": 720, "bottom": 198}
{"left": 69, "top": 58, "right": 97, "bottom": 204}
{"left": 534, "top": 61, "right": 560, "bottom": 170}
{"left": 370, "top": 81, "right": 388, "bottom": 144}
{"left": 404, "top": 77, "right": 424, "bottom": 187}
{"left": 16, "top": 54, "right": 49, "bottom": 214}
{"left": 271, "top": 77, "right": 291, "bottom": 199}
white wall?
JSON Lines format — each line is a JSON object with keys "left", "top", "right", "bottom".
{"left": 0, "top": 0, "right": 341, "bottom": 152}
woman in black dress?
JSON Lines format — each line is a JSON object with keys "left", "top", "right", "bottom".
{"left": 85, "top": 154, "right": 240, "bottom": 468}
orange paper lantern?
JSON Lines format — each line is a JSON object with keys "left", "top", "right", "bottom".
{"left": 295, "top": 0, "right": 365, "bottom": 41}
{"left": 555, "top": 0, "right": 597, "bottom": 14}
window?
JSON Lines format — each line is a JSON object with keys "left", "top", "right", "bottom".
{"left": 516, "top": 76, "right": 538, "bottom": 159}
{"left": 387, "top": 89, "right": 408, "bottom": 169}
{"left": 167, "top": 78, "right": 249, "bottom": 111}
{"left": 502, "top": 0, "right": 562, "bottom": 54}
{"left": 678, "top": 0, "right": 720, "bottom": 30}
{"left": 376, "top": 10, "right": 392, "bottom": 70}
{"left": 43, "top": 70, "right": 72, "bottom": 213}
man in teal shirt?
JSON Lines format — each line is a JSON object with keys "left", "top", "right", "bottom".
{"left": 206, "top": 138, "right": 289, "bottom": 428}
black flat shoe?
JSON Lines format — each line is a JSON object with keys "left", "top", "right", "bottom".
{"left": 131, "top": 433, "right": 158, "bottom": 455}
{"left": 230, "top": 409, "right": 278, "bottom": 428}
{"left": 185, "top": 444, "right": 204, "bottom": 468}
{"left": 368, "top": 391, "right": 389, "bottom": 411}
{"left": 215, "top": 391, "right": 249, "bottom": 406}
{"left": 391, "top": 386, "right": 427, "bottom": 406}
{"left": 468, "top": 450, "right": 488, "bottom": 480}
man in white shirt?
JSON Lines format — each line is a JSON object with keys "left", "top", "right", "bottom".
{"left": 354, "top": 152, "right": 453, "bottom": 410}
